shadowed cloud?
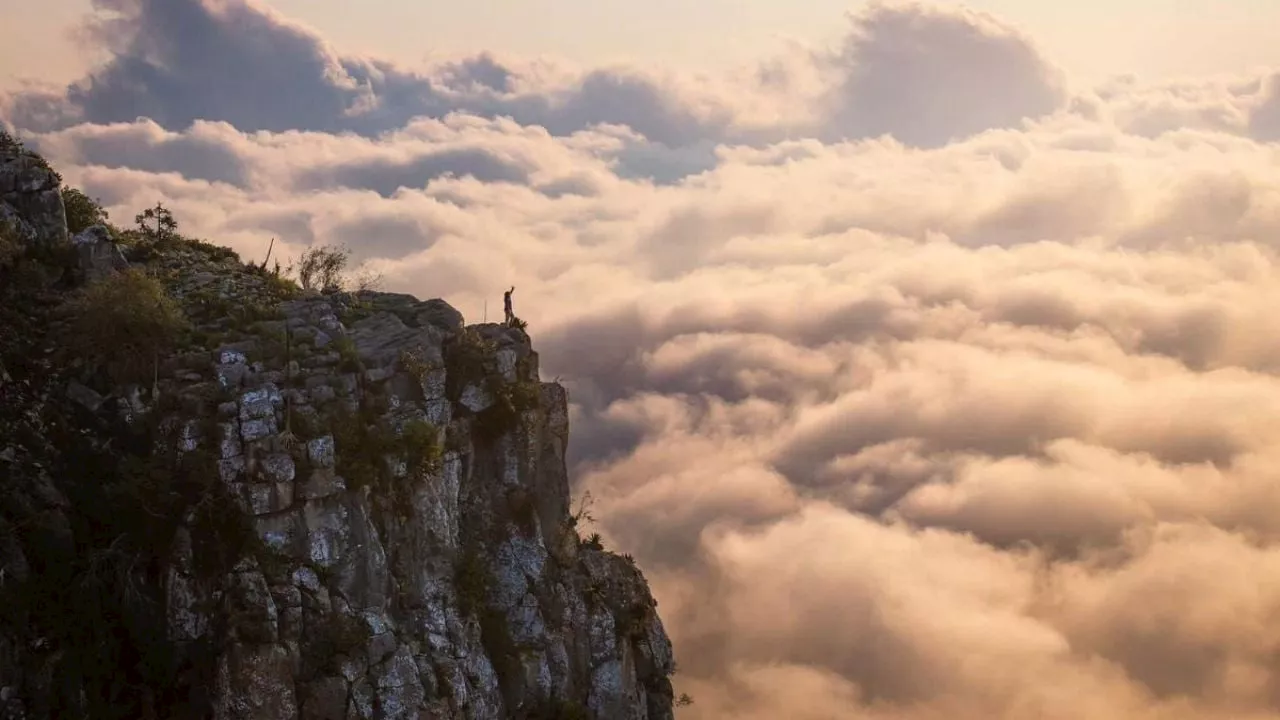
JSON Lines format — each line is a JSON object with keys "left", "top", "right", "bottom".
{"left": 818, "top": 0, "right": 1068, "bottom": 146}
{"left": 297, "top": 147, "right": 533, "bottom": 197}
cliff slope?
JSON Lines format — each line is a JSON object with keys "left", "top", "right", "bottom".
{"left": 0, "top": 137, "right": 676, "bottom": 720}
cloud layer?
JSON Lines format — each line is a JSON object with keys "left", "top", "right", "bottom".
{"left": 7, "top": 1, "right": 1280, "bottom": 718}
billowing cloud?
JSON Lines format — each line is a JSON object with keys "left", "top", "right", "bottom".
{"left": 31, "top": 118, "right": 250, "bottom": 185}
{"left": 6, "top": 1, "right": 1280, "bottom": 718}
{"left": 2, "top": 0, "right": 728, "bottom": 151}
{"left": 6, "top": 0, "right": 1103, "bottom": 155}
{"left": 817, "top": 0, "right": 1067, "bottom": 146}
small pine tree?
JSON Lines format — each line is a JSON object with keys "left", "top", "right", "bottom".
{"left": 134, "top": 203, "right": 178, "bottom": 244}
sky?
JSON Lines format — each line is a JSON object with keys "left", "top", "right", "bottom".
{"left": 5, "top": 0, "right": 1280, "bottom": 90}
{"left": 5, "top": 0, "right": 1280, "bottom": 718}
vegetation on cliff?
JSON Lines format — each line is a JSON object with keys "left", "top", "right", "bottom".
{"left": 0, "top": 131, "right": 678, "bottom": 720}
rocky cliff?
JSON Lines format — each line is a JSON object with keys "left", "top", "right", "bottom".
{"left": 0, "top": 136, "right": 676, "bottom": 719}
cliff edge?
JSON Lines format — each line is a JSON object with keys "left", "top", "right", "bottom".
{"left": 0, "top": 135, "right": 676, "bottom": 720}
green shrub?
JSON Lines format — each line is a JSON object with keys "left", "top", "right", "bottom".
{"left": 444, "top": 327, "right": 497, "bottom": 400}
{"left": 333, "top": 335, "right": 362, "bottom": 373}
{"left": 62, "top": 187, "right": 110, "bottom": 235}
{"left": 62, "top": 268, "right": 190, "bottom": 383}
{"left": 331, "top": 407, "right": 443, "bottom": 517}
{"left": 289, "top": 244, "right": 383, "bottom": 294}
{"left": 263, "top": 271, "right": 302, "bottom": 300}
{"left": 331, "top": 404, "right": 395, "bottom": 493}
{"left": 294, "top": 244, "right": 349, "bottom": 292}
{"left": 112, "top": 228, "right": 160, "bottom": 262}
{"left": 444, "top": 327, "right": 541, "bottom": 440}
{"left": 124, "top": 204, "right": 239, "bottom": 265}
{"left": 185, "top": 237, "right": 240, "bottom": 264}
{"left": 398, "top": 347, "right": 439, "bottom": 385}
{"left": 473, "top": 380, "right": 541, "bottom": 441}
{"left": 399, "top": 418, "right": 443, "bottom": 478}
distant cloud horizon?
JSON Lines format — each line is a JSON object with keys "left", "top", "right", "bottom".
{"left": 7, "top": 1, "right": 1280, "bottom": 718}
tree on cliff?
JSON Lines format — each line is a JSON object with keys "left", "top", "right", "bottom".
{"left": 62, "top": 188, "right": 110, "bottom": 235}
{"left": 134, "top": 203, "right": 179, "bottom": 244}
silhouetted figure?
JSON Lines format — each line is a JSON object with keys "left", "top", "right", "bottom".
{"left": 503, "top": 286, "right": 515, "bottom": 325}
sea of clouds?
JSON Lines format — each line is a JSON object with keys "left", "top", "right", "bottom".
{"left": 6, "top": 0, "right": 1280, "bottom": 717}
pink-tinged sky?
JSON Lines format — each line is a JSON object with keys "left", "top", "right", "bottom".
{"left": 5, "top": 1, "right": 1280, "bottom": 718}
{"left": 5, "top": 0, "right": 1280, "bottom": 89}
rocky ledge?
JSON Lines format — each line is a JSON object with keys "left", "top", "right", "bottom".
{"left": 0, "top": 137, "right": 676, "bottom": 719}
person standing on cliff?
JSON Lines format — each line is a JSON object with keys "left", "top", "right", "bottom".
{"left": 503, "top": 286, "right": 515, "bottom": 325}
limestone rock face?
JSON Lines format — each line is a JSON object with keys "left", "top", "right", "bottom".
{"left": 0, "top": 194, "right": 677, "bottom": 719}
{"left": 0, "top": 147, "right": 68, "bottom": 253}
{"left": 157, "top": 294, "right": 675, "bottom": 720}
{"left": 72, "top": 224, "right": 129, "bottom": 282}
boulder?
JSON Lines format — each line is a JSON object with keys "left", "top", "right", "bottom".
{"left": 72, "top": 225, "right": 129, "bottom": 282}
{"left": 0, "top": 150, "right": 68, "bottom": 254}
{"left": 417, "top": 298, "right": 464, "bottom": 332}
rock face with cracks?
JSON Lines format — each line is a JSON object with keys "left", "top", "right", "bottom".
{"left": 0, "top": 142, "right": 676, "bottom": 720}
{"left": 0, "top": 143, "right": 68, "bottom": 254}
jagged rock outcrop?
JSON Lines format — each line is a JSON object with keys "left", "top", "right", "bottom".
{"left": 0, "top": 144, "right": 676, "bottom": 719}
{"left": 72, "top": 224, "right": 130, "bottom": 282}
{"left": 0, "top": 146, "right": 68, "bottom": 253}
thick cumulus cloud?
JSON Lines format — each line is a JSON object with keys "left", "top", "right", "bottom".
{"left": 4, "top": 0, "right": 1088, "bottom": 157}
{"left": 817, "top": 1, "right": 1067, "bottom": 146}
{"left": 8, "top": 1, "right": 1280, "bottom": 718}
{"left": 0, "top": 0, "right": 730, "bottom": 151}
{"left": 31, "top": 119, "right": 252, "bottom": 185}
